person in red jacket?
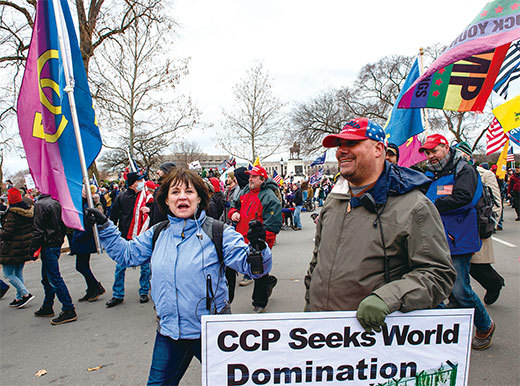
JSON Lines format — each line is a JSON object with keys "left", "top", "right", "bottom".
{"left": 508, "top": 165, "right": 520, "bottom": 221}
{"left": 229, "top": 165, "right": 282, "bottom": 312}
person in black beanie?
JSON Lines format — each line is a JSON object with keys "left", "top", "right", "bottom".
{"left": 386, "top": 143, "right": 399, "bottom": 164}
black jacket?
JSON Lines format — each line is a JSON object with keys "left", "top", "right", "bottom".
{"left": 30, "top": 195, "right": 66, "bottom": 251}
{"left": 293, "top": 188, "right": 303, "bottom": 206}
{"left": 110, "top": 188, "right": 138, "bottom": 240}
{"left": 207, "top": 191, "right": 225, "bottom": 220}
{"left": 147, "top": 187, "right": 166, "bottom": 226}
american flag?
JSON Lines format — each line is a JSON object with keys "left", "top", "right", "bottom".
{"left": 272, "top": 170, "right": 283, "bottom": 185}
{"left": 486, "top": 118, "right": 509, "bottom": 155}
{"left": 493, "top": 41, "right": 520, "bottom": 99}
{"left": 507, "top": 146, "right": 515, "bottom": 162}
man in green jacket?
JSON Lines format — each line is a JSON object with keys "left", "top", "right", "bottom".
{"left": 305, "top": 118, "right": 455, "bottom": 333}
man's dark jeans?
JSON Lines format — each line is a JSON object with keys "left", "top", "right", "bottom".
{"left": 41, "top": 246, "right": 74, "bottom": 311}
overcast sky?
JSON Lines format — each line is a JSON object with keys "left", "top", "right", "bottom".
{"left": 169, "top": 0, "right": 487, "bottom": 159}
{"left": 5, "top": 0, "right": 517, "bottom": 175}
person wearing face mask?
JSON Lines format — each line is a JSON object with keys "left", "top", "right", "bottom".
{"left": 420, "top": 134, "right": 496, "bottom": 350}
{"left": 105, "top": 172, "right": 151, "bottom": 307}
{"left": 85, "top": 168, "right": 271, "bottom": 385}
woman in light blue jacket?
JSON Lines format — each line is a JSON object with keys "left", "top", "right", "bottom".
{"left": 85, "top": 169, "right": 272, "bottom": 385}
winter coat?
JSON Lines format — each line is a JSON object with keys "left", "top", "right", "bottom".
{"left": 70, "top": 201, "right": 97, "bottom": 255}
{"left": 425, "top": 150, "right": 481, "bottom": 255}
{"left": 97, "top": 210, "right": 272, "bottom": 340}
{"left": 305, "top": 162, "right": 455, "bottom": 313}
{"left": 293, "top": 188, "right": 303, "bottom": 206}
{"left": 0, "top": 201, "right": 34, "bottom": 264}
{"left": 207, "top": 191, "right": 225, "bottom": 220}
{"left": 229, "top": 178, "right": 282, "bottom": 248}
{"left": 110, "top": 188, "right": 138, "bottom": 240}
{"left": 508, "top": 172, "right": 520, "bottom": 194}
{"left": 30, "top": 195, "right": 66, "bottom": 251}
{"left": 471, "top": 166, "right": 502, "bottom": 265}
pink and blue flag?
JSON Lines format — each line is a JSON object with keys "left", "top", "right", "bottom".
{"left": 399, "top": 0, "right": 520, "bottom": 112}
{"left": 398, "top": 136, "right": 427, "bottom": 168}
{"left": 17, "top": 0, "right": 102, "bottom": 230}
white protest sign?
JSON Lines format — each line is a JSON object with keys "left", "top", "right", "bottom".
{"left": 24, "top": 174, "right": 35, "bottom": 190}
{"left": 202, "top": 309, "right": 473, "bottom": 386}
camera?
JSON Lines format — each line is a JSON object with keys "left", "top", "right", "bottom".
{"left": 247, "top": 245, "right": 264, "bottom": 275}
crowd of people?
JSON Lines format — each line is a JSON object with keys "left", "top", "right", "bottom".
{"left": 1, "top": 117, "right": 519, "bottom": 384}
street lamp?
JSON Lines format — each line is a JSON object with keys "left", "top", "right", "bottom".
{"left": 280, "top": 157, "right": 284, "bottom": 177}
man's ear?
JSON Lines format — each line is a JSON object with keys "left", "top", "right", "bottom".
{"left": 375, "top": 141, "right": 386, "bottom": 157}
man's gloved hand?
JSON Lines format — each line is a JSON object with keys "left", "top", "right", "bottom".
{"left": 84, "top": 208, "right": 108, "bottom": 227}
{"left": 356, "top": 294, "right": 390, "bottom": 333}
{"left": 247, "top": 220, "right": 266, "bottom": 251}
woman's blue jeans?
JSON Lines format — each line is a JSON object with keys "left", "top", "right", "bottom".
{"left": 293, "top": 205, "right": 303, "bottom": 228}
{"left": 3, "top": 263, "right": 28, "bottom": 299}
{"left": 452, "top": 254, "right": 492, "bottom": 333}
{"left": 147, "top": 332, "right": 201, "bottom": 385}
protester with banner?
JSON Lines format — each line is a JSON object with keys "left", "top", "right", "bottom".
{"left": 84, "top": 168, "right": 272, "bottom": 385}
{"left": 305, "top": 118, "right": 455, "bottom": 335}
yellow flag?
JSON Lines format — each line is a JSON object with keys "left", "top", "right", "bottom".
{"left": 253, "top": 156, "right": 260, "bottom": 166}
{"left": 492, "top": 95, "right": 520, "bottom": 133}
{"left": 495, "top": 140, "right": 509, "bottom": 180}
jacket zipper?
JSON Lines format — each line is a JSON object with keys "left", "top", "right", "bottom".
{"left": 325, "top": 200, "right": 348, "bottom": 309}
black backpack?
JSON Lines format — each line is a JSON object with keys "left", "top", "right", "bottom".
{"left": 151, "top": 217, "right": 225, "bottom": 265}
{"left": 475, "top": 181, "right": 498, "bottom": 240}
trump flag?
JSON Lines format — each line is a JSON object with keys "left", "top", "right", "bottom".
{"left": 17, "top": 0, "right": 102, "bottom": 230}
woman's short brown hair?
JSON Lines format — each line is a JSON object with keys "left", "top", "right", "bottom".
{"left": 156, "top": 168, "right": 210, "bottom": 216}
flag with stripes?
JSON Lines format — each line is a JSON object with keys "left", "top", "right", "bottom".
{"left": 273, "top": 170, "right": 283, "bottom": 185}
{"left": 309, "top": 168, "right": 324, "bottom": 185}
{"left": 507, "top": 145, "right": 515, "bottom": 162}
{"left": 486, "top": 118, "right": 509, "bottom": 155}
{"left": 493, "top": 41, "right": 520, "bottom": 99}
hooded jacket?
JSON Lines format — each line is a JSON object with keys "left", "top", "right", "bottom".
{"left": 97, "top": 210, "right": 272, "bottom": 340}
{"left": 0, "top": 201, "right": 34, "bottom": 264}
{"left": 305, "top": 162, "right": 455, "bottom": 313}
{"left": 229, "top": 178, "right": 282, "bottom": 247}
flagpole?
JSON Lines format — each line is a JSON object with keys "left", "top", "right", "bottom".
{"left": 52, "top": 0, "right": 101, "bottom": 253}
{"left": 419, "top": 48, "right": 430, "bottom": 135}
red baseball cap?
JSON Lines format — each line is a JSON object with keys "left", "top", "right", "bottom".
{"left": 322, "top": 118, "right": 386, "bottom": 148}
{"left": 419, "top": 134, "right": 449, "bottom": 153}
{"left": 245, "top": 165, "right": 268, "bottom": 179}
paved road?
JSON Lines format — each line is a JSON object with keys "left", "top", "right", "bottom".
{"left": 1, "top": 208, "right": 518, "bottom": 385}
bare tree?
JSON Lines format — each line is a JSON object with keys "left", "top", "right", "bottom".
{"left": 217, "top": 63, "right": 287, "bottom": 163}
{"left": 92, "top": 9, "right": 199, "bottom": 173}
{"left": 0, "top": 0, "right": 167, "bottom": 178}
{"left": 169, "top": 142, "right": 203, "bottom": 169}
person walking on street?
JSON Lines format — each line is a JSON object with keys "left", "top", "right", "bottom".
{"left": 420, "top": 134, "right": 496, "bottom": 350}
{"left": 229, "top": 165, "right": 282, "bottom": 312}
{"left": 455, "top": 144, "right": 506, "bottom": 306}
{"left": 30, "top": 194, "right": 77, "bottom": 324}
{"left": 292, "top": 183, "right": 303, "bottom": 230}
{"left": 508, "top": 165, "right": 520, "bottom": 221}
{"left": 106, "top": 172, "right": 151, "bottom": 308}
{"left": 305, "top": 118, "right": 455, "bottom": 336}
{"left": 70, "top": 184, "right": 105, "bottom": 302}
{"left": 0, "top": 188, "right": 36, "bottom": 309}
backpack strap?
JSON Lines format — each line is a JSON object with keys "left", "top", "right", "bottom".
{"left": 202, "top": 217, "right": 225, "bottom": 266}
{"left": 152, "top": 220, "right": 169, "bottom": 250}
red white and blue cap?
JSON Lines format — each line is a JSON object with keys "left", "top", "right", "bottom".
{"left": 245, "top": 165, "right": 268, "bottom": 179}
{"left": 322, "top": 118, "right": 386, "bottom": 148}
